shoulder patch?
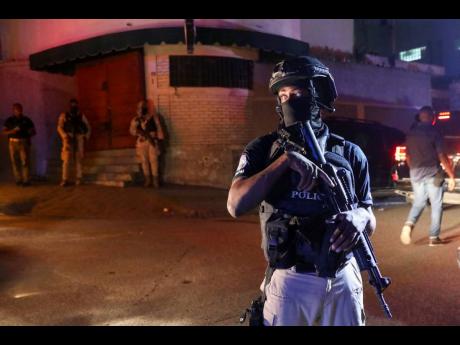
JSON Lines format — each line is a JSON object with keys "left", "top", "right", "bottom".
{"left": 235, "top": 154, "right": 249, "bottom": 176}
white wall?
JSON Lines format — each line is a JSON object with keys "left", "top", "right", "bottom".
{"left": 300, "top": 19, "right": 354, "bottom": 52}
{"left": 0, "top": 19, "right": 359, "bottom": 62}
{"left": 0, "top": 19, "right": 358, "bottom": 61}
{"left": 0, "top": 19, "right": 180, "bottom": 59}
{"left": 0, "top": 19, "right": 302, "bottom": 60}
{"left": 218, "top": 19, "right": 301, "bottom": 40}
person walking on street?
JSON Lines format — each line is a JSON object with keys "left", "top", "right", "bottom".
{"left": 400, "top": 106, "right": 456, "bottom": 247}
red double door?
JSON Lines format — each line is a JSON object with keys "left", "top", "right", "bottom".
{"left": 76, "top": 50, "right": 145, "bottom": 151}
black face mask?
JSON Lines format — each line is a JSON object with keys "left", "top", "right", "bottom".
{"left": 70, "top": 105, "right": 79, "bottom": 115}
{"left": 280, "top": 96, "right": 322, "bottom": 130}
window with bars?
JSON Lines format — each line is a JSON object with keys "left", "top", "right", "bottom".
{"left": 169, "top": 55, "right": 253, "bottom": 89}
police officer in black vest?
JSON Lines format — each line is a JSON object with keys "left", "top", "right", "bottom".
{"left": 2, "top": 103, "right": 36, "bottom": 186}
{"left": 227, "top": 56, "right": 376, "bottom": 326}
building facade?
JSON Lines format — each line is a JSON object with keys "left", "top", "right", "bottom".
{"left": 0, "top": 19, "right": 432, "bottom": 188}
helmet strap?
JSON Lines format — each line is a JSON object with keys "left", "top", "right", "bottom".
{"left": 275, "top": 99, "right": 283, "bottom": 122}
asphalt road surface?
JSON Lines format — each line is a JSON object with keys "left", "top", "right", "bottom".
{"left": 0, "top": 185, "right": 459, "bottom": 325}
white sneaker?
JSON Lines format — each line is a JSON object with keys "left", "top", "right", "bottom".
{"left": 400, "top": 224, "right": 413, "bottom": 245}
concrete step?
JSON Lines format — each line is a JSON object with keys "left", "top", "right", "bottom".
{"left": 85, "top": 149, "right": 137, "bottom": 158}
{"left": 82, "top": 164, "right": 140, "bottom": 174}
{"left": 84, "top": 156, "right": 140, "bottom": 166}
{"left": 50, "top": 149, "right": 142, "bottom": 187}
{"left": 90, "top": 180, "right": 128, "bottom": 188}
{"left": 92, "top": 172, "right": 134, "bottom": 182}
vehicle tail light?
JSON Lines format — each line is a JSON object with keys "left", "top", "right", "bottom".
{"left": 438, "top": 111, "right": 451, "bottom": 120}
{"left": 395, "top": 146, "right": 406, "bottom": 162}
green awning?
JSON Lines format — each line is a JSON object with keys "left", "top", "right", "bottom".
{"left": 29, "top": 27, "right": 309, "bottom": 75}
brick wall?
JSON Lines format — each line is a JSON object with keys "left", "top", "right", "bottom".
{"left": 153, "top": 53, "right": 257, "bottom": 188}
{"left": 144, "top": 46, "right": 434, "bottom": 189}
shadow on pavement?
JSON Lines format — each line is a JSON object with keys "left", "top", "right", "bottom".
{"left": 0, "top": 245, "right": 30, "bottom": 291}
{"left": 0, "top": 198, "right": 38, "bottom": 216}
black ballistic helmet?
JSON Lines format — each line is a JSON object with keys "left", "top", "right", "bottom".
{"left": 269, "top": 56, "right": 338, "bottom": 112}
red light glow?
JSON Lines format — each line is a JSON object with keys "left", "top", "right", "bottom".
{"left": 395, "top": 146, "right": 406, "bottom": 162}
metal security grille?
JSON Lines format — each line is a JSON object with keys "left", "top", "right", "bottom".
{"left": 169, "top": 55, "right": 253, "bottom": 89}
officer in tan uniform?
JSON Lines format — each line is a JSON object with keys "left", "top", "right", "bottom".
{"left": 2, "top": 103, "right": 36, "bottom": 186}
{"left": 57, "top": 98, "right": 91, "bottom": 187}
{"left": 129, "top": 99, "right": 164, "bottom": 188}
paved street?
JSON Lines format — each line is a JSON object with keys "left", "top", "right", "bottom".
{"left": 0, "top": 184, "right": 459, "bottom": 325}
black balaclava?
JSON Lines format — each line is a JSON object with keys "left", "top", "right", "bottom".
{"left": 141, "top": 105, "right": 148, "bottom": 116}
{"left": 279, "top": 79, "right": 323, "bottom": 133}
{"left": 70, "top": 103, "right": 79, "bottom": 116}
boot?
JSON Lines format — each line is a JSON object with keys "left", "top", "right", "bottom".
{"left": 144, "top": 175, "right": 152, "bottom": 187}
{"left": 60, "top": 180, "right": 71, "bottom": 187}
{"left": 152, "top": 176, "right": 160, "bottom": 189}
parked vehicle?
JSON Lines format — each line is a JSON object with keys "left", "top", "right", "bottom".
{"left": 324, "top": 116, "right": 405, "bottom": 188}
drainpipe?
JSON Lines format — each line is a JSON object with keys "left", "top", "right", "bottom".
{"left": 184, "top": 19, "right": 196, "bottom": 54}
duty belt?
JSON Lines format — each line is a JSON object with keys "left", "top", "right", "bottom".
{"left": 294, "top": 262, "right": 317, "bottom": 273}
{"left": 138, "top": 137, "right": 155, "bottom": 144}
{"left": 286, "top": 215, "right": 349, "bottom": 276}
{"left": 294, "top": 258, "right": 350, "bottom": 275}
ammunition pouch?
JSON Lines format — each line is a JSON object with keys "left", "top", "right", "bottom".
{"left": 257, "top": 130, "right": 355, "bottom": 278}
{"left": 261, "top": 202, "right": 348, "bottom": 278}
{"left": 64, "top": 113, "right": 88, "bottom": 136}
{"left": 266, "top": 217, "right": 296, "bottom": 268}
{"left": 316, "top": 218, "right": 348, "bottom": 278}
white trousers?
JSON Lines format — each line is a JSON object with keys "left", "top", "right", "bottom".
{"left": 262, "top": 257, "right": 366, "bottom": 326}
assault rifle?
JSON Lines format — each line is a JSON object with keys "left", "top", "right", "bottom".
{"left": 278, "top": 121, "right": 392, "bottom": 319}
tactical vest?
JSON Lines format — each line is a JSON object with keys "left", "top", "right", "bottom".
{"left": 136, "top": 116, "right": 157, "bottom": 133}
{"left": 259, "top": 131, "right": 357, "bottom": 274}
{"left": 63, "top": 112, "right": 88, "bottom": 135}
